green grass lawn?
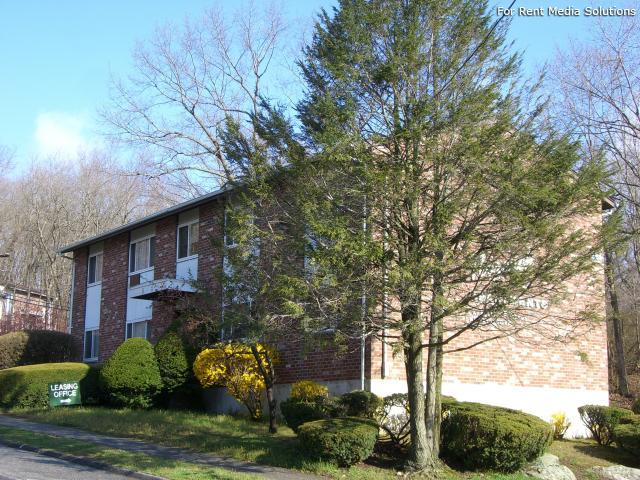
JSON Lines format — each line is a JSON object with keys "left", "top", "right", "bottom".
{"left": 8, "top": 407, "right": 637, "bottom": 480}
{"left": 549, "top": 438, "right": 640, "bottom": 480}
{"left": 0, "top": 425, "right": 257, "bottom": 480}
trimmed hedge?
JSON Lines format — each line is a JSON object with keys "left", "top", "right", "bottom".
{"left": 578, "top": 405, "right": 634, "bottom": 446}
{"left": 615, "top": 415, "right": 640, "bottom": 456}
{"left": 100, "top": 338, "right": 162, "bottom": 408}
{"left": 0, "top": 362, "right": 96, "bottom": 410}
{"left": 281, "top": 396, "right": 345, "bottom": 432}
{"left": 0, "top": 330, "right": 75, "bottom": 370}
{"left": 441, "top": 402, "right": 553, "bottom": 472}
{"left": 298, "top": 417, "right": 379, "bottom": 467}
{"left": 339, "top": 390, "right": 382, "bottom": 419}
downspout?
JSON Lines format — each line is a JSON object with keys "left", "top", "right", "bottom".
{"left": 360, "top": 193, "right": 367, "bottom": 391}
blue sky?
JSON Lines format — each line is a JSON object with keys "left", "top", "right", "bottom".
{"left": 0, "top": 1, "right": 604, "bottom": 168}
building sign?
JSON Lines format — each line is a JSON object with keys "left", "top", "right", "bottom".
{"left": 48, "top": 382, "right": 81, "bottom": 407}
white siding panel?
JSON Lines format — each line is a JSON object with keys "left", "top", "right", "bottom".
{"left": 176, "top": 257, "right": 198, "bottom": 281}
{"left": 85, "top": 284, "right": 101, "bottom": 329}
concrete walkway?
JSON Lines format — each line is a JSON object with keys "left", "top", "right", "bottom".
{"left": 0, "top": 415, "right": 322, "bottom": 480}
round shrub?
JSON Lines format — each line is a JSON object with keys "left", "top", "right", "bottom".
{"left": 100, "top": 338, "right": 162, "bottom": 408}
{"left": 281, "top": 395, "right": 345, "bottom": 432}
{"left": 0, "top": 330, "right": 75, "bottom": 370}
{"left": 0, "top": 362, "right": 95, "bottom": 409}
{"left": 154, "top": 329, "right": 190, "bottom": 394}
{"left": 441, "top": 402, "right": 553, "bottom": 472}
{"left": 298, "top": 417, "right": 378, "bottom": 467}
{"left": 632, "top": 398, "right": 640, "bottom": 415}
{"left": 281, "top": 398, "right": 327, "bottom": 432}
{"left": 339, "top": 390, "right": 382, "bottom": 419}
{"left": 578, "top": 404, "right": 634, "bottom": 446}
{"left": 615, "top": 415, "right": 640, "bottom": 456}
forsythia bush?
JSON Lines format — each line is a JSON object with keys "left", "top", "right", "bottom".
{"left": 194, "top": 343, "right": 273, "bottom": 420}
{"left": 290, "top": 380, "right": 328, "bottom": 401}
{"left": 550, "top": 411, "right": 571, "bottom": 439}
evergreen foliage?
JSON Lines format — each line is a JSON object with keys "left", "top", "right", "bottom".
{"left": 154, "top": 328, "right": 191, "bottom": 394}
{"left": 578, "top": 404, "right": 634, "bottom": 445}
{"left": 99, "top": 338, "right": 162, "bottom": 409}
{"left": 298, "top": 417, "right": 379, "bottom": 467}
{"left": 441, "top": 401, "right": 553, "bottom": 472}
{"left": 615, "top": 415, "right": 640, "bottom": 456}
{"left": 0, "top": 362, "right": 95, "bottom": 410}
{"left": 0, "top": 330, "right": 75, "bottom": 370}
{"left": 339, "top": 390, "right": 382, "bottom": 419}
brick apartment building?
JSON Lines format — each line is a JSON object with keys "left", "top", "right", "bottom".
{"left": 60, "top": 186, "right": 610, "bottom": 436}
{"left": 0, "top": 284, "right": 66, "bottom": 334}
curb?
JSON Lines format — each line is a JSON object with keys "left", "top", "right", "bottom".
{"left": 0, "top": 437, "right": 167, "bottom": 480}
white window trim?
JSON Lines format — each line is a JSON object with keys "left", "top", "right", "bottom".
{"left": 87, "top": 252, "right": 103, "bottom": 287}
{"left": 176, "top": 219, "right": 199, "bottom": 261}
{"left": 83, "top": 327, "right": 99, "bottom": 362}
{"left": 129, "top": 235, "right": 156, "bottom": 275}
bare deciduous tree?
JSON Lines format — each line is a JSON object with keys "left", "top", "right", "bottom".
{"left": 102, "top": 2, "right": 293, "bottom": 197}
{"left": 551, "top": 14, "right": 640, "bottom": 396}
{"left": 0, "top": 151, "right": 169, "bottom": 326}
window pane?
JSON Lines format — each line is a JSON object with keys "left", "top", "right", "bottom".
{"left": 178, "top": 225, "right": 189, "bottom": 259}
{"left": 129, "top": 320, "right": 148, "bottom": 339}
{"left": 189, "top": 223, "right": 199, "bottom": 255}
{"left": 136, "top": 239, "right": 149, "bottom": 271}
{"left": 129, "top": 244, "right": 136, "bottom": 273}
{"left": 88, "top": 256, "right": 96, "bottom": 284}
{"left": 93, "top": 330, "right": 99, "bottom": 358}
{"left": 84, "top": 330, "right": 98, "bottom": 359}
{"left": 95, "top": 253, "right": 103, "bottom": 282}
{"left": 84, "top": 331, "right": 92, "bottom": 359}
{"left": 149, "top": 237, "right": 155, "bottom": 267}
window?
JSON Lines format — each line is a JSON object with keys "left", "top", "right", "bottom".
{"left": 126, "top": 320, "right": 149, "bottom": 340}
{"left": 129, "top": 237, "right": 155, "bottom": 273}
{"left": 4, "top": 293, "right": 13, "bottom": 316}
{"left": 177, "top": 222, "right": 199, "bottom": 259}
{"left": 88, "top": 253, "right": 103, "bottom": 285}
{"left": 84, "top": 329, "right": 99, "bottom": 360}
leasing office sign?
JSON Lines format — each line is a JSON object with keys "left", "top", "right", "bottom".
{"left": 48, "top": 382, "right": 81, "bottom": 407}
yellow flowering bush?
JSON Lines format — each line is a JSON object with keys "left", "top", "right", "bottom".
{"left": 550, "top": 411, "right": 571, "bottom": 439}
{"left": 194, "top": 343, "right": 273, "bottom": 420}
{"left": 290, "top": 380, "right": 329, "bottom": 401}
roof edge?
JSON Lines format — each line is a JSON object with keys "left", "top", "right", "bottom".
{"left": 58, "top": 185, "right": 232, "bottom": 254}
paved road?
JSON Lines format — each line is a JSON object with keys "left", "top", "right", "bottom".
{"left": 0, "top": 445, "right": 135, "bottom": 480}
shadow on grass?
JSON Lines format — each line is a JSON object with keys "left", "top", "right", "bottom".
{"left": 19, "top": 407, "right": 330, "bottom": 472}
{"left": 572, "top": 442, "right": 640, "bottom": 469}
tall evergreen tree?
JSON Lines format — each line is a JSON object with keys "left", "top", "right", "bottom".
{"left": 287, "top": 0, "right": 616, "bottom": 470}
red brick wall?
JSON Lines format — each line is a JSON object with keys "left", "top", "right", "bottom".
{"left": 196, "top": 200, "right": 224, "bottom": 297}
{"left": 150, "top": 215, "right": 178, "bottom": 343}
{"left": 277, "top": 337, "right": 369, "bottom": 384}
{"left": 98, "top": 233, "right": 129, "bottom": 361}
{"left": 70, "top": 249, "right": 88, "bottom": 359}
{"left": 369, "top": 214, "right": 609, "bottom": 393}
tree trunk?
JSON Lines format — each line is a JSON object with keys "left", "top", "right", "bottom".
{"left": 403, "top": 322, "right": 430, "bottom": 470}
{"left": 425, "top": 318, "right": 444, "bottom": 466}
{"left": 251, "top": 344, "right": 278, "bottom": 433}
{"left": 265, "top": 382, "right": 278, "bottom": 434}
{"left": 605, "top": 251, "right": 630, "bottom": 396}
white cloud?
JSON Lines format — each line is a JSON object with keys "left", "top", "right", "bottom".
{"left": 34, "top": 111, "right": 92, "bottom": 157}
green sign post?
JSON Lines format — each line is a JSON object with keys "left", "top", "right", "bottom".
{"left": 48, "top": 382, "right": 81, "bottom": 407}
